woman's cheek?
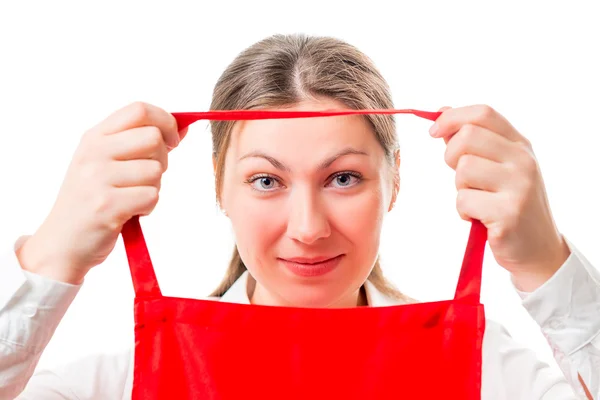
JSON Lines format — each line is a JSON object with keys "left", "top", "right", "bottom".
{"left": 328, "top": 187, "right": 385, "bottom": 248}
{"left": 231, "top": 195, "right": 286, "bottom": 266}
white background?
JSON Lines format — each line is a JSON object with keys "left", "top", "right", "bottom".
{"left": 0, "top": 0, "right": 598, "bottom": 374}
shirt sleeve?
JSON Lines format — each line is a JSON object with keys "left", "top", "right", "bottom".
{"left": 514, "top": 235, "right": 600, "bottom": 399}
{"left": 0, "top": 236, "right": 81, "bottom": 399}
{"left": 481, "top": 319, "right": 580, "bottom": 399}
{"left": 13, "top": 349, "right": 133, "bottom": 400}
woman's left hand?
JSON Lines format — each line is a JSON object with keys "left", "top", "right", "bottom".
{"left": 429, "top": 105, "right": 571, "bottom": 292}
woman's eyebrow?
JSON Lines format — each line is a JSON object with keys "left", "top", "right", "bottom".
{"left": 238, "top": 148, "right": 369, "bottom": 171}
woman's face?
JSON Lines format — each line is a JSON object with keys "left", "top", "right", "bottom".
{"left": 220, "top": 97, "right": 397, "bottom": 308}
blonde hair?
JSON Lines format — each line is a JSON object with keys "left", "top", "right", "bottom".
{"left": 208, "top": 33, "right": 411, "bottom": 302}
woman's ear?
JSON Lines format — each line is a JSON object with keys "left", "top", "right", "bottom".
{"left": 388, "top": 150, "right": 400, "bottom": 212}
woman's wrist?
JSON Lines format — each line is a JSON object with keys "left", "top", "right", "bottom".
{"left": 511, "top": 235, "right": 571, "bottom": 293}
{"left": 16, "top": 233, "right": 86, "bottom": 285}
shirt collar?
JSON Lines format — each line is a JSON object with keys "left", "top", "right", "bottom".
{"left": 220, "top": 271, "right": 400, "bottom": 307}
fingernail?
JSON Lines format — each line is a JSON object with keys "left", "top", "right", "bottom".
{"left": 429, "top": 123, "right": 439, "bottom": 137}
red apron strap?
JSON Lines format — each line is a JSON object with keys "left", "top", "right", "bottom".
{"left": 172, "top": 108, "right": 492, "bottom": 304}
{"left": 453, "top": 219, "right": 488, "bottom": 304}
{"left": 171, "top": 108, "right": 442, "bottom": 129}
{"left": 122, "top": 216, "right": 162, "bottom": 298}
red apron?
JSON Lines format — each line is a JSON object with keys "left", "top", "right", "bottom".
{"left": 121, "top": 109, "right": 487, "bottom": 399}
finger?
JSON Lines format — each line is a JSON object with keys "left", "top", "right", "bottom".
{"left": 455, "top": 188, "right": 500, "bottom": 224}
{"left": 109, "top": 160, "right": 164, "bottom": 189}
{"left": 113, "top": 186, "right": 160, "bottom": 220}
{"left": 434, "top": 107, "right": 455, "bottom": 145}
{"left": 430, "top": 104, "right": 525, "bottom": 143}
{"left": 455, "top": 154, "right": 508, "bottom": 193}
{"left": 178, "top": 126, "right": 189, "bottom": 142}
{"left": 88, "top": 102, "right": 180, "bottom": 150}
{"left": 106, "top": 126, "right": 168, "bottom": 170}
{"left": 444, "top": 124, "right": 515, "bottom": 170}
{"left": 438, "top": 107, "right": 452, "bottom": 141}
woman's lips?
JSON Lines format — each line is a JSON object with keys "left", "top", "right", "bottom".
{"left": 279, "top": 255, "right": 344, "bottom": 277}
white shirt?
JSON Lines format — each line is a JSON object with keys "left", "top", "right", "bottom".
{"left": 0, "top": 235, "right": 599, "bottom": 400}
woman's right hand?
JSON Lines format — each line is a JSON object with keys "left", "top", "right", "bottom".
{"left": 16, "top": 102, "right": 187, "bottom": 284}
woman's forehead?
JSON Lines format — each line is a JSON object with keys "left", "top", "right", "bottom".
{"left": 235, "top": 112, "right": 373, "bottom": 145}
{"left": 226, "top": 115, "right": 384, "bottom": 172}
{"left": 223, "top": 98, "right": 387, "bottom": 168}
{"left": 228, "top": 114, "right": 383, "bottom": 164}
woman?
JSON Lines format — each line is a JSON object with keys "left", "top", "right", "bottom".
{"left": 0, "top": 33, "right": 598, "bottom": 399}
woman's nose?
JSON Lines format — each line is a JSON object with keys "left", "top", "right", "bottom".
{"left": 285, "top": 188, "right": 331, "bottom": 245}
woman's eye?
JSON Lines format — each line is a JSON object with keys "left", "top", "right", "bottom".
{"left": 250, "top": 176, "right": 282, "bottom": 191}
{"left": 329, "top": 172, "right": 361, "bottom": 188}
{"left": 248, "top": 172, "right": 361, "bottom": 192}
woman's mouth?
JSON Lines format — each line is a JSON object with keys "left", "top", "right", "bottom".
{"left": 278, "top": 255, "right": 344, "bottom": 277}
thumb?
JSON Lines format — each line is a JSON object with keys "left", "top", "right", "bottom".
{"left": 436, "top": 106, "right": 453, "bottom": 144}
{"left": 167, "top": 127, "right": 189, "bottom": 152}
{"left": 179, "top": 126, "right": 189, "bottom": 141}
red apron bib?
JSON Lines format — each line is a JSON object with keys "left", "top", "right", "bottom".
{"left": 121, "top": 109, "right": 487, "bottom": 399}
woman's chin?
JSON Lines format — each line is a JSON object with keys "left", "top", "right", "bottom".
{"left": 275, "top": 285, "right": 356, "bottom": 309}
{"left": 250, "top": 272, "right": 361, "bottom": 308}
